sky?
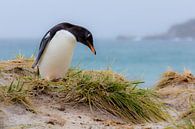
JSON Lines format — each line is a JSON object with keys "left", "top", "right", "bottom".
{"left": 0, "top": 0, "right": 195, "bottom": 39}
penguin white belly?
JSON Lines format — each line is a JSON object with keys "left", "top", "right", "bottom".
{"left": 38, "top": 30, "right": 76, "bottom": 80}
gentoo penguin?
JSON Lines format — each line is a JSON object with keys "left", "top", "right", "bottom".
{"left": 32, "top": 22, "right": 96, "bottom": 80}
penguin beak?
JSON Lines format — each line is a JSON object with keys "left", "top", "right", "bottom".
{"left": 87, "top": 41, "right": 96, "bottom": 55}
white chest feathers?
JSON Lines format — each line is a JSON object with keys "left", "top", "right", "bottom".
{"left": 38, "top": 30, "right": 77, "bottom": 80}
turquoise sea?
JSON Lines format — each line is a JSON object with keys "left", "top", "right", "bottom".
{"left": 0, "top": 39, "right": 195, "bottom": 87}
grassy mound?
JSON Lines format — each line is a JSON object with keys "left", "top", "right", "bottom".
{"left": 0, "top": 59, "right": 170, "bottom": 124}
{"left": 59, "top": 69, "right": 169, "bottom": 123}
{"left": 155, "top": 69, "right": 195, "bottom": 111}
{"left": 155, "top": 69, "right": 195, "bottom": 90}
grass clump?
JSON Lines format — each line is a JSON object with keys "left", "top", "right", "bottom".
{"left": 0, "top": 80, "right": 35, "bottom": 112}
{"left": 15, "top": 52, "right": 35, "bottom": 61}
{"left": 15, "top": 51, "right": 26, "bottom": 60}
{"left": 61, "top": 69, "right": 170, "bottom": 123}
{"left": 155, "top": 69, "right": 195, "bottom": 89}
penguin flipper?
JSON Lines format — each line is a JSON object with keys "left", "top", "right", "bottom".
{"left": 32, "top": 32, "right": 51, "bottom": 68}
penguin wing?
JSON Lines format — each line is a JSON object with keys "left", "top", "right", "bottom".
{"left": 32, "top": 31, "right": 53, "bottom": 68}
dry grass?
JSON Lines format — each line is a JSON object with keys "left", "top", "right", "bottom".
{"left": 44, "top": 69, "right": 170, "bottom": 123}
{"left": 0, "top": 80, "right": 35, "bottom": 112}
{"left": 155, "top": 70, "right": 195, "bottom": 111}
{"left": 157, "top": 70, "right": 195, "bottom": 129}
{"left": 155, "top": 69, "right": 195, "bottom": 90}
{"left": 15, "top": 52, "right": 35, "bottom": 61}
{"left": 0, "top": 59, "right": 170, "bottom": 124}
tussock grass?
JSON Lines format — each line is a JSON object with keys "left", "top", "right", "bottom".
{"left": 155, "top": 69, "right": 195, "bottom": 90}
{"left": 0, "top": 59, "right": 170, "bottom": 124}
{"left": 15, "top": 52, "right": 35, "bottom": 61}
{"left": 15, "top": 52, "right": 25, "bottom": 60}
{"left": 155, "top": 70, "right": 195, "bottom": 111}
{"left": 0, "top": 80, "right": 35, "bottom": 112}
{"left": 58, "top": 69, "right": 170, "bottom": 123}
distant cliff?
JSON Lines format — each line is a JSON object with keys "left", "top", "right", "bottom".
{"left": 143, "top": 19, "right": 195, "bottom": 40}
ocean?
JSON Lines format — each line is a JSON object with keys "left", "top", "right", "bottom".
{"left": 0, "top": 39, "right": 195, "bottom": 87}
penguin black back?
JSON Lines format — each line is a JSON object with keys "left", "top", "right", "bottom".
{"left": 32, "top": 22, "right": 96, "bottom": 68}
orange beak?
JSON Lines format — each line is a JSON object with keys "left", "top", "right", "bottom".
{"left": 87, "top": 41, "right": 96, "bottom": 55}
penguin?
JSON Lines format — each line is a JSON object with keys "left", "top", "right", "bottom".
{"left": 32, "top": 22, "right": 96, "bottom": 80}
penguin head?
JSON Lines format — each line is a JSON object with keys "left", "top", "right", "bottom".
{"left": 68, "top": 25, "right": 96, "bottom": 55}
